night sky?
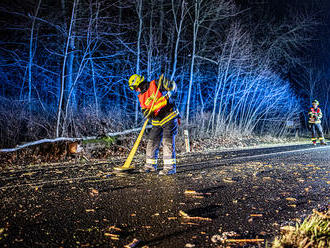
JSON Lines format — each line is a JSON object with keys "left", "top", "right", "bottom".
{"left": 1, "top": 0, "right": 329, "bottom": 67}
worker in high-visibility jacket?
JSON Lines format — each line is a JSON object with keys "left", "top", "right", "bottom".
{"left": 128, "top": 74, "right": 180, "bottom": 175}
{"left": 308, "top": 100, "right": 327, "bottom": 145}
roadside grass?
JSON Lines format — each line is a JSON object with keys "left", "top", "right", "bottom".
{"left": 271, "top": 209, "right": 329, "bottom": 248}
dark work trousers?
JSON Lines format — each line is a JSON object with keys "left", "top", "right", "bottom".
{"left": 310, "top": 123, "right": 325, "bottom": 143}
{"left": 145, "top": 118, "right": 178, "bottom": 170}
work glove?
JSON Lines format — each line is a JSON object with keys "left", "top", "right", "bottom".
{"left": 163, "top": 78, "right": 176, "bottom": 95}
{"left": 162, "top": 78, "right": 171, "bottom": 89}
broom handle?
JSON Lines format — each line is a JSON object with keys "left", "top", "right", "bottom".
{"left": 122, "top": 118, "right": 149, "bottom": 168}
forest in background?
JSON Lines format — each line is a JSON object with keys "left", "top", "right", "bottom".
{"left": 0, "top": 0, "right": 329, "bottom": 149}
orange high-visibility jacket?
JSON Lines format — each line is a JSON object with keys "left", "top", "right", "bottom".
{"left": 138, "top": 78, "right": 179, "bottom": 126}
{"left": 138, "top": 80, "right": 167, "bottom": 116}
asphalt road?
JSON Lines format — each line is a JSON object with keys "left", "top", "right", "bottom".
{"left": 0, "top": 144, "right": 329, "bottom": 247}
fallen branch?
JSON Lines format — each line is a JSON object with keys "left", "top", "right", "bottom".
{"left": 0, "top": 125, "right": 153, "bottom": 152}
{"left": 0, "top": 137, "right": 78, "bottom": 152}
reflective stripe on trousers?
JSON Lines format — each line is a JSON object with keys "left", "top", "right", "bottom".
{"left": 163, "top": 158, "right": 176, "bottom": 170}
{"left": 146, "top": 158, "right": 157, "bottom": 165}
{"left": 146, "top": 118, "right": 178, "bottom": 169}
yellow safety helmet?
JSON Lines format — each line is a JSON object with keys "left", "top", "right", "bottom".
{"left": 312, "top": 99, "right": 319, "bottom": 106}
{"left": 128, "top": 74, "right": 144, "bottom": 91}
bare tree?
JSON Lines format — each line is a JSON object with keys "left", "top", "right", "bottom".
{"left": 170, "top": 0, "right": 187, "bottom": 81}
{"left": 186, "top": 0, "right": 233, "bottom": 123}
{"left": 134, "top": 0, "right": 143, "bottom": 125}
{"left": 27, "top": 0, "right": 41, "bottom": 112}
{"left": 56, "top": 0, "right": 79, "bottom": 137}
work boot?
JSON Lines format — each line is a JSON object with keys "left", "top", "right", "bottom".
{"left": 320, "top": 141, "right": 327, "bottom": 145}
{"left": 159, "top": 167, "right": 176, "bottom": 175}
{"left": 139, "top": 165, "right": 157, "bottom": 173}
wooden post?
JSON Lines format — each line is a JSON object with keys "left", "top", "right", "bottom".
{"left": 184, "top": 129, "right": 190, "bottom": 153}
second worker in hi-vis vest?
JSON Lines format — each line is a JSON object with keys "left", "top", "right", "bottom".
{"left": 128, "top": 74, "right": 180, "bottom": 175}
{"left": 308, "top": 100, "right": 327, "bottom": 146}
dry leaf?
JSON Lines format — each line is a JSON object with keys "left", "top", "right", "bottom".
{"left": 185, "top": 244, "right": 195, "bottom": 247}
{"left": 91, "top": 189, "right": 99, "bottom": 194}
{"left": 104, "top": 233, "right": 119, "bottom": 238}
{"left": 211, "top": 235, "right": 222, "bottom": 243}
{"left": 223, "top": 178, "right": 235, "bottom": 183}
{"left": 109, "top": 226, "right": 121, "bottom": 231}
{"left": 285, "top": 198, "right": 296, "bottom": 202}
{"left": 179, "top": 210, "right": 189, "bottom": 217}
{"left": 184, "top": 190, "right": 197, "bottom": 194}
{"left": 193, "top": 196, "right": 204, "bottom": 199}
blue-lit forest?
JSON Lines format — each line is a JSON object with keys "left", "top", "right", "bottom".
{"left": 1, "top": 0, "right": 329, "bottom": 148}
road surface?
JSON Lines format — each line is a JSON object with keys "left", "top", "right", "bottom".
{"left": 0, "top": 144, "right": 329, "bottom": 247}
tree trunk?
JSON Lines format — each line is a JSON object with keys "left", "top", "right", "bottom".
{"left": 186, "top": 0, "right": 199, "bottom": 123}
{"left": 171, "top": 0, "right": 186, "bottom": 81}
{"left": 56, "top": 0, "right": 78, "bottom": 137}
{"left": 67, "top": 30, "right": 77, "bottom": 111}
{"left": 91, "top": 58, "right": 98, "bottom": 117}
{"left": 135, "top": 0, "right": 143, "bottom": 125}
{"left": 28, "top": 0, "right": 41, "bottom": 112}
{"left": 147, "top": 0, "right": 153, "bottom": 81}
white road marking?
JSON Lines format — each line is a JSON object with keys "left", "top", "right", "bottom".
{"left": 226, "top": 145, "right": 329, "bottom": 161}
{"left": 179, "top": 145, "right": 330, "bottom": 167}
